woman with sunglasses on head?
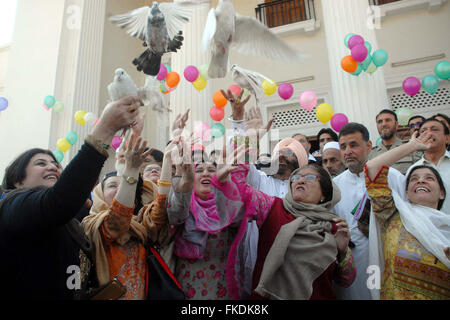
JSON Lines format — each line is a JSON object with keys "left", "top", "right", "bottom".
{"left": 364, "top": 130, "right": 450, "bottom": 300}
{"left": 225, "top": 154, "right": 356, "bottom": 300}
{"left": 0, "top": 95, "right": 143, "bottom": 300}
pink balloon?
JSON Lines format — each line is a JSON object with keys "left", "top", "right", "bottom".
{"left": 194, "top": 121, "right": 211, "bottom": 141}
{"left": 184, "top": 65, "right": 199, "bottom": 82}
{"left": 156, "top": 64, "right": 168, "bottom": 81}
{"left": 228, "top": 84, "right": 242, "bottom": 97}
{"left": 351, "top": 44, "right": 368, "bottom": 62}
{"left": 111, "top": 136, "right": 122, "bottom": 150}
{"left": 210, "top": 106, "right": 225, "bottom": 122}
{"left": 330, "top": 113, "right": 349, "bottom": 132}
{"left": 402, "top": 77, "right": 421, "bottom": 96}
{"left": 299, "top": 91, "right": 317, "bottom": 111}
{"left": 348, "top": 35, "right": 364, "bottom": 50}
{"left": 278, "top": 83, "right": 294, "bottom": 100}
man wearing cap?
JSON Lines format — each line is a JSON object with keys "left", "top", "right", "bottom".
{"left": 322, "top": 141, "right": 346, "bottom": 177}
{"left": 369, "top": 109, "right": 421, "bottom": 174}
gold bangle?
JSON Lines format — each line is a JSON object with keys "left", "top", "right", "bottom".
{"left": 157, "top": 179, "right": 171, "bottom": 187}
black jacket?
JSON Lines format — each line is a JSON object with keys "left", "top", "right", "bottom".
{"left": 0, "top": 142, "right": 107, "bottom": 299}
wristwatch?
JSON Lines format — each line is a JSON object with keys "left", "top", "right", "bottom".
{"left": 122, "top": 175, "right": 137, "bottom": 184}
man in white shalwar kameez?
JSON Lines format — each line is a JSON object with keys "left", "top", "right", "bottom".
{"left": 333, "top": 123, "right": 406, "bottom": 300}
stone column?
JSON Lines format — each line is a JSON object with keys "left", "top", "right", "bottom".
{"left": 170, "top": 0, "right": 213, "bottom": 138}
{"left": 321, "top": 0, "right": 390, "bottom": 141}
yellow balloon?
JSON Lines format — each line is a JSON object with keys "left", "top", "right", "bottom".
{"left": 262, "top": 79, "right": 277, "bottom": 95}
{"left": 75, "top": 110, "right": 87, "bottom": 126}
{"left": 57, "top": 138, "right": 71, "bottom": 153}
{"left": 193, "top": 76, "right": 207, "bottom": 91}
{"left": 316, "top": 103, "right": 334, "bottom": 123}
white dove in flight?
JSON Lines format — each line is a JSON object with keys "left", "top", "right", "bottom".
{"left": 110, "top": 1, "right": 208, "bottom": 76}
{"left": 201, "top": 0, "right": 309, "bottom": 79}
{"left": 230, "top": 64, "right": 274, "bottom": 107}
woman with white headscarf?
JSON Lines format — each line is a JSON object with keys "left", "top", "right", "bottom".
{"left": 365, "top": 131, "right": 450, "bottom": 300}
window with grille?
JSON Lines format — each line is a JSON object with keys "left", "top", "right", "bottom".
{"left": 270, "top": 99, "right": 325, "bottom": 128}
{"left": 389, "top": 86, "right": 450, "bottom": 112}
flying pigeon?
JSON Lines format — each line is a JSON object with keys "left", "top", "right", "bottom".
{"left": 230, "top": 64, "right": 274, "bottom": 106}
{"left": 201, "top": 0, "right": 309, "bottom": 79}
{"left": 110, "top": 1, "right": 207, "bottom": 76}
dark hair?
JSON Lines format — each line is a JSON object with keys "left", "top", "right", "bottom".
{"left": 317, "top": 128, "right": 338, "bottom": 143}
{"left": 150, "top": 148, "right": 164, "bottom": 163}
{"left": 298, "top": 164, "right": 334, "bottom": 203}
{"left": 1, "top": 148, "right": 59, "bottom": 190}
{"left": 192, "top": 150, "right": 215, "bottom": 166}
{"left": 339, "top": 122, "right": 370, "bottom": 142}
{"left": 432, "top": 113, "right": 450, "bottom": 129}
{"left": 406, "top": 165, "right": 446, "bottom": 210}
{"left": 101, "top": 171, "right": 118, "bottom": 191}
{"left": 420, "top": 117, "right": 450, "bottom": 135}
{"left": 376, "top": 109, "right": 398, "bottom": 122}
{"left": 408, "top": 115, "right": 425, "bottom": 125}
{"left": 292, "top": 133, "right": 306, "bottom": 139}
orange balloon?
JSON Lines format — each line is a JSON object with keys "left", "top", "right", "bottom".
{"left": 341, "top": 55, "right": 358, "bottom": 73}
{"left": 212, "top": 91, "right": 227, "bottom": 108}
{"left": 166, "top": 72, "right": 180, "bottom": 88}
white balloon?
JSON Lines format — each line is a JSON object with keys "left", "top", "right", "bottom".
{"left": 84, "top": 112, "right": 97, "bottom": 125}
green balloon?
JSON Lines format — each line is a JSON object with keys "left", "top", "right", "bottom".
{"left": 66, "top": 130, "right": 78, "bottom": 145}
{"left": 53, "top": 101, "right": 64, "bottom": 113}
{"left": 53, "top": 150, "right": 64, "bottom": 163}
{"left": 344, "top": 33, "right": 356, "bottom": 48}
{"left": 360, "top": 55, "right": 372, "bottom": 70}
{"left": 372, "top": 49, "right": 388, "bottom": 67}
{"left": 365, "top": 41, "right": 372, "bottom": 55}
{"left": 210, "top": 123, "right": 225, "bottom": 139}
{"left": 44, "top": 95, "right": 56, "bottom": 108}
{"left": 352, "top": 64, "right": 363, "bottom": 76}
{"left": 199, "top": 64, "right": 209, "bottom": 80}
{"left": 434, "top": 61, "right": 450, "bottom": 80}
{"left": 422, "top": 74, "right": 439, "bottom": 95}
{"left": 366, "top": 61, "right": 377, "bottom": 74}
{"left": 396, "top": 107, "right": 414, "bottom": 126}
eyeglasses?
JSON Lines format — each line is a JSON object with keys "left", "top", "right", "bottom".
{"left": 409, "top": 122, "right": 422, "bottom": 129}
{"left": 144, "top": 166, "right": 161, "bottom": 172}
{"left": 290, "top": 173, "right": 319, "bottom": 183}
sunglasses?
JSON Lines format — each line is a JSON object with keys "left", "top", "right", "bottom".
{"left": 290, "top": 173, "right": 319, "bottom": 183}
{"left": 409, "top": 122, "right": 422, "bottom": 129}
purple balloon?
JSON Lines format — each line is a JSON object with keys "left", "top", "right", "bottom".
{"left": 348, "top": 35, "right": 364, "bottom": 50}
{"left": 351, "top": 44, "right": 368, "bottom": 62}
{"left": 330, "top": 113, "right": 349, "bottom": 133}
{"left": 278, "top": 83, "right": 294, "bottom": 100}
{"left": 0, "top": 97, "right": 8, "bottom": 111}
{"left": 402, "top": 77, "right": 421, "bottom": 96}
{"left": 156, "top": 64, "right": 168, "bottom": 81}
{"left": 184, "top": 65, "right": 199, "bottom": 82}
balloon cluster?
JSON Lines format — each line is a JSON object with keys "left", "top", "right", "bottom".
{"left": 157, "top": 64, "right": 179, "bottom": 95}
{"left": 299, "top": 90, "right": 348, "bottom": 132}
{"left": 54, "top": 130, "right": 79, "bottom": 163}
{"left": 184, "top": 64, "right": 209, "bottom": 91}
{"left": 262, "top": 79, "right": 294, "bottom": 100}
{"left": 402, "top": 60, "right": 449, "bottom": 96}
{"left": 0, "top": 97, "right": 8, "bottom": 112}
{"left": 341, "top": 33, "right": 388, "bottom": 76}
{"left": 74, "top": 110, "right": 97, "bottom": 126}
{"left": 43, "top": 95, "right": 65, "bottom": 113}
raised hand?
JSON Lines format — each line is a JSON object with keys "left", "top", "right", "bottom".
{"left": 410, "top": 130, "right": 433, "bottom": 151}
{"left": 220, "top": 89, "right": 251, "bottom": 121}
{"left": 172, "top": 109, "right": 190, "bottom": 138}
{"left": 216, "top": 144, "right": 247, "bottom": 183}
{"left": 92, "top": 95, "right": 144, "bottom": 143}
{"left": 123, "top": 132, "right": 152, "bottom": 170}
{"left": 245, "top": 105, "right": 274, "bottom": 138}
{"left": 333, "top": 217, "right": 350, "bottom": 261}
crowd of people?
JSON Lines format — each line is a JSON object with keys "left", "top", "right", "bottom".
{"left": 0, "top": 89, "right": 449, "bottom": 300}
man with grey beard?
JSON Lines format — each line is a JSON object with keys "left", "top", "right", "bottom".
{"left": 369, "top": 109, "right": 420, "bottom": 174}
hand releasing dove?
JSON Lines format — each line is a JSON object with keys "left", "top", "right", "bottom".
{"left": 230, "top": 64, "right": 274, "bottom": 107}
{"left": 202, "top": 0, "right": 309, "bottom": 79}
{"left": 110, "top": 1, "right": 207, "bottom": 76}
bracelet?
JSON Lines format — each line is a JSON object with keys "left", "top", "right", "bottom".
{"left": 227, "top": 116, "right": 245, "bottom": 123}
{"left": 158, "top": 179, "right": 172, "bottom": 187}
{"left": 85, "top": 134, "right": 110, "bottom": 158}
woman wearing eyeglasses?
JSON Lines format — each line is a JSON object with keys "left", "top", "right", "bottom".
{"left": 229, "top": 163, "right": 356, "bottom": 300}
